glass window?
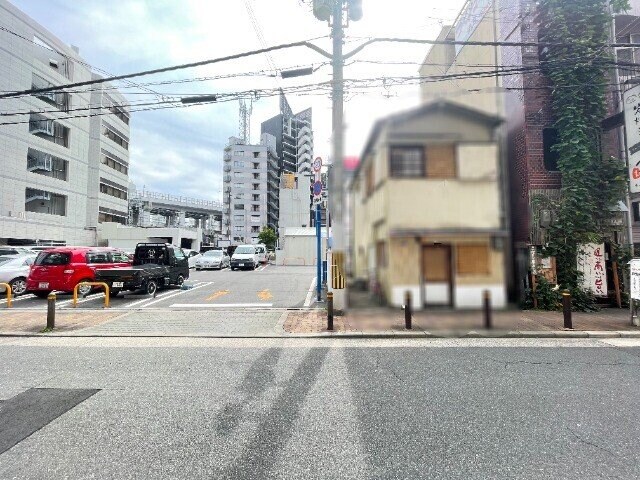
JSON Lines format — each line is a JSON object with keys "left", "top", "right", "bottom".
{"left": 35, "top": 252, "right": 70, "bottom": 265}
{"left": 543, "top": 128, "right": 560, "bottom": 171}
{"left": 173, "top": 248, "right": 186, "bottom": 259}
{"left": 390, "top": 146, "right": 425, "bottom": 178}
{"left": 111, "top": 252, "right": 130, "bottom": 263}
{"left": 87, "top": 252, "right": 111, "bottom": 264}
{"left": 235, "top": 246, "right": 255, "bottom": 254}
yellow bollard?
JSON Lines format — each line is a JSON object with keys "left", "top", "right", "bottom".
{"left": 0, "top": 283, "right": 12, "bottom": 308}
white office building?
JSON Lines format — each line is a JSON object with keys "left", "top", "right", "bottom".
{"left": 222, "top": 134, "right": 278, "bottom": 244}
{"left": 0, "top": 0, "right": 130, "bottom": 246}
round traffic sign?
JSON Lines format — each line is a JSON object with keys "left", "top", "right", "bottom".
{"left": 313, "top": 180, "right": 323, "bottom": 196}
{"left": 313, "top": 157, "right": 322, "bottom": 172}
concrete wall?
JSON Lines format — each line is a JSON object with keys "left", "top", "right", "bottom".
{"left": 98, "top": 223, "right": 201, "bottom": 250}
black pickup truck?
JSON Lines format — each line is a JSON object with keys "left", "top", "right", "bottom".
{"left": 96, "top": 243, "right": 189, "bottom": 296}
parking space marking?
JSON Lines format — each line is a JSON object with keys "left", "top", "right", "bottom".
{"left": 256, "top": 264, "right": 269, "bottom": 272}
{"left": 303, "top": 277, "right": 317, "bottom": 308}
{"left": 257, "top": 289, "right": 272, "bottom": 301}
{"left": 0, "top": 294, "right": 35, "bottom": 304}
{"left": 170, "top": 303, "right": 273, "bottom": 308}
{"left": 206, "top": 290, "right": 229, "bottom": 301}
{"left": 141, "top": 282, "right": 213, "bottom": 308}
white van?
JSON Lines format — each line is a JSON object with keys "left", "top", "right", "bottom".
{"left": 254, "top": 244, "right": 268, "bottom": 264}
{"left": 230, "top": 245, "right": 259, "bottom": 271}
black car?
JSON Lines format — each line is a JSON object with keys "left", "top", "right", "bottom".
{"left": 96, "top": 243, "right": 189, "bottom": 296}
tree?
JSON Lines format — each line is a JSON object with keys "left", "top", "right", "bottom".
{"left": 535, "top": 0, "right": 629, "bottom": 308}
{"left": 257, "top": 227, "right": 277, "bottom": 250}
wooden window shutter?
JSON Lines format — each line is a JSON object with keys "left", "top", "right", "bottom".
{"left": 456, "top": 244, "right": 490, "bottom": 275}
{"left": 426, "top": 144, "right": 456, "bottom": 178}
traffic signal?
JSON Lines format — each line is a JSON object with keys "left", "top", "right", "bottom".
{"left": 313, "top": 0, "right": 332, "bottom": 21}
{"left": 348, "top": 0, "right": 363, "bottom": 21}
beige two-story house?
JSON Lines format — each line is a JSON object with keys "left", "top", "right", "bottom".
{"left": 350, "top": 101, "right": 508, "bottom": 309}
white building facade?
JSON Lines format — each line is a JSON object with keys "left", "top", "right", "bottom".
{"left": 0, "top": 0, "right": 130, "bottom": 246}
{"left": 222, "top": 134, "right": 277, "bottom": 245}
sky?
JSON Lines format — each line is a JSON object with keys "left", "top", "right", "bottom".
{"left": 9, "top": 0, "right": 466, "bottom": 201}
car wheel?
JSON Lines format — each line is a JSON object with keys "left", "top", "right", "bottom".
{"left": 9, "top": 277, "right": 27, "bottom": 296}
{"left": 33, "top": 290, "right": 52, "bottom": 299}
{"left": 77, "top": 279, "right": 93, "bottom": 297}
{"left": 175, "top": 275, "right": 185, "bottom": 287}
{"left": 231, "top": 267, "right": 235, "bottom": 271}
{"left": 146, "top": 280, "right": 158, "bottom": 296}
{"left": 195, "top": 268, "right": 200, "bottom": 271}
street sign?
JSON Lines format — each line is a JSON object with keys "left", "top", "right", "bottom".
{"left": 630, "top": 259, "right": 640, "bottom": 300}
{"left": 313, "top": 157, "right": 322, "bottom": 173}
{"left": 313, "top": 180, "right": 323, "bottom": 196}
{"left": 623, "top": 84, "right": 640, "bottom": 193}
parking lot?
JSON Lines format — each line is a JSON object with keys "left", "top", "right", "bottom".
{"left": 0, "top": 265, "right": 317, "bottom": 311}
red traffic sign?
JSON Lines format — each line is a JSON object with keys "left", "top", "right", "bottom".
{"left": 313, "top": 157, "right": 322, "bottom": 172}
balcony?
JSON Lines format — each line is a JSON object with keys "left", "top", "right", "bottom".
{"left": 224, "top": 152, "right": 232, "bottom": 161}
{"left": 268, "top": 210, "right": 278, "bottom": 220}
{"left": 224, "top": 165, "right": 232, "bottom": 172}
{"left": 268, "top": 199, "right": 279, "bottom": 211}
{"left": 268, "top": 157, "right": 279, "bottom": 170}
{"left": 223, "top": 175, "right": 231, "bottom": 183}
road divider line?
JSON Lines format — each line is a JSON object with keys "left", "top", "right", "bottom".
{"left": 170, "top": 303, "right": 274, "bottom": 308}
{"left": 303, "top": 277, "right": 317, "bottom": 308}
{"left": 122, "top": 282, "right": 207, "bottom": 308}
{"left": 141, "top": 282, "right": 212, "bottom": 308}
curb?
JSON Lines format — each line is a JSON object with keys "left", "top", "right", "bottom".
{"left": 0, "top": 330, "right": 639, "bottom": 339}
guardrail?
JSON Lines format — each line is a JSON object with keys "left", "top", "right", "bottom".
{"left": 0, "top": 283, "right": 12, "bottom": 308}
{"left": 73, "top": 282, "right": 110, "bottom": 308}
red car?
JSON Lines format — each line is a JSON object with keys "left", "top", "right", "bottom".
{"left": 27, "top": 247, "right": 131, "bottom": 298}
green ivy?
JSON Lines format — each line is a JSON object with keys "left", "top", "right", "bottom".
{"left": 537, "top": 0, "right": 629, "bottom": 297}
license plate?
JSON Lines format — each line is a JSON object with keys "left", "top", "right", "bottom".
{"left": 239, "top": 263, "right": 245, "bottom": 267}
{"left": 38, "top": 282, "right": 49, "bottom": 289}
{"left": 112, "top": 282, "right": 124, "bottom": 288}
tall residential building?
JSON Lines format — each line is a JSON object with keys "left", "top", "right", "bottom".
{"left": 261, "top": 92, "right": 314, "bottom": 230}
{"left": 0, "top": 0, "right": 130, "bottom": 246}
{"left": 222, "top": 134, "right": 278, "bottom": 244}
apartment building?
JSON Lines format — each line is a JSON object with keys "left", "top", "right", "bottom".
{"left": 261, "top": 92, "right": 315, "bottom": 230}
{"left": 222, "top": 134, "right": 277, "bottom": 244}
{"left": 0, "top": 0, "right": 130, "bottom": 246}
{"left": 350, "top": 101, "right": 507, "bottom": 309}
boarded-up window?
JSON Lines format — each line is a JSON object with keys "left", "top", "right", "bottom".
{"left": 376, "top": 241, "right": 387, "bottom": 268}
{"left": 422, "top": 245, "right": 451, "bottom": 282}
{"left": 426, "top": 144, "right": 456, "bottom": 178}
{"left": 456, "top": 244, "right": 490, "bottom": 275}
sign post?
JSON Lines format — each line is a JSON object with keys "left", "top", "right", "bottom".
{"left": 623, "top": 85, "right": 640, "bottom": 193}
{"left": 314, "top": 157, "right": 323, "bottom": 302}
{"left": 629, "top": 259, "right": 640, "bottom": 325}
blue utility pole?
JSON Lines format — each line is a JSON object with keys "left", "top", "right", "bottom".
{"left": 316, "top": 203, "right": 322, "bottom": 301}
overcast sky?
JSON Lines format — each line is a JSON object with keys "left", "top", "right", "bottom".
{"left": 10, "top": 0, "right": 466, "bottom": 201}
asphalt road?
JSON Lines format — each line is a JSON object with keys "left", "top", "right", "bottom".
{"left": 1, "top": 337, "right": 640, "bottom": 479}
{"left": 0, "top": 265, "right": 317, "bottom": 311}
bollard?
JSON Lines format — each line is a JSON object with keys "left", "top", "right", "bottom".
{"left": 47, "top": 293, "right": 56, "bottom": 330}
{"left": 327, "top": 291, "right": 334, "bottom": 331}
{"left": 404, "top": 290, "right": 412, "bottom": 330}
{"left": 562, "top": 290, "right": 573, "bottom": 329}
{"left": 483, "top": 290, "right": 492, "bottom": 329}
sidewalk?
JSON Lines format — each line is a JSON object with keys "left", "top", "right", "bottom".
{"left": 0, "top": 306, "right": 638, "bottom": 338}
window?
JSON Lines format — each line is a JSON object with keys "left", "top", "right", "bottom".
{"left": 35, "top": 252, "right": 70, "bottom": 266}
{"left": 98, "top": 207, "right": 127, "bottom": 224}
{"left": 456, "top": 244, "right": 490, "bottom": 275}
{"left": 376, "top": 241, "right": 387, "bottom": 268}
{"left": 390, "top": 146, "right": 424, "bottom": 178}
{"left": 235, "top": 150, "right": 244, "bottom": 156}
{"left": 633, "top": 202, "right": 640, "bottom": 222}
{"left": 234, "top": 161, "right": 244, "bottom": 167}
{"left": 543, "top": 128, "right": 560, "bottom": 171}
{"left": 27, "top": 148, "right": 68, "bottom": 181}
{"left": 426, "top": 145, "right": 456, "bottom": 178}
{"left": 234, "top": 214, "right": 245, "bottom": 221}
{"left": 87, "top": 252, "right": 111, "bottom": 264}
{"left": 253, "top": 162, "right": 259, "bottom": 169}
{"left": 254, "top": 152, "right": 260, "bottom": 158}
{"left": 252, "top": 205, "right": 260, "bottom": 212}
{"left": 99, "top": 178, "right": 128, "bottom": 200}
{"left": 234, "top": 204, "right": 245, "bottom": 210}
{"left": 102, "top": 122, "right": 129, "bottom": 150}
{"left": 234, "top": 182, "right": 243, "bottom": 188}
{"left": 251, "top": 215, "right": 261, "bottom": 223}
{"left": 112, "top": 252, "right": 130, "bottom": 263}
{"left": 253, "top": 173, "right": 260, "bottom": 179}
{"left": 101, "top": 150, "right": 128, "bottom": 175}
{"left": 25, "top": 188, "right": 66, "bottom": 216}
{"left": 251, "top": 226, "right": 260, "bottom": 233}
{"left": 234, "top": 226, "right": 243, "bottom": 232}
{"left": 253, "top": 184, "right": 260, "bottom": 190}
{"left": 173, "top": 248, "right": 186, "bottom": 260}
{"left": 252, "top": 194, "right": 260, "bottom": 201}
{"left": 103, "top": 96, "right": 130, "bottom": 125}
{"left": 32, "top": 74, "right": 69, "bottom": 111}
{"left": 29, "top": 113, "right": 69, "bottom": 147}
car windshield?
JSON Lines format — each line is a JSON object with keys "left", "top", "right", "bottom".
{"left": 204, "top": 251, "right": 222, "bottom": 257}
{"left": 235, "top": 246, "right": 255, "bottom": 254}
{"left": 35, "top": 252, "right": 71, "bottom": 266}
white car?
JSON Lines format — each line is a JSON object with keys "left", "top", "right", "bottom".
{"left": 183, "top": 249, "right": 202, "bottom": 268}
{"left": 0, "top": 254, "right": 37, "bottom": 296}
{"left": 195, "top": 250, "right": 230, "bottom": 270}
{"left": 230, "top": 245, "right": 259, "bottom": 271}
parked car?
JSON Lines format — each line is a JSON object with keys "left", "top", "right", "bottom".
{"left": 0, "top": 246, "right": 31, "bottom": 256}
{"left": 0, "top": 254, "right": 37, "bottom": 296}
{"left": 27, "top": 247, "right": 131, "bottom": 298}
{"left": 195, "top": 250, "right": 230, "bottom": 270}
{"left": 254, "top": 244, "right": 268, "bottom": 264}
{"left": 95, "top": 243, "right": 189, "bottom": 296}
{"left": 183, "top": 249, "right": 201, "bottom": 268}
{"left": 230, "top": 245, "right": 259, "bottom": 271}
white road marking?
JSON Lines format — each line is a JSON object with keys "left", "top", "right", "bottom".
{"left": 303, "top": 277, "right": 317, "bottom": 308}
{"left": 0, "top": 294, "right": 35, "bottom": 304}
{"left": 256, "top": 264, "right": 269, "bottom": 272}
{"left": 170, "top": 303, "right": 274, "bottom": 308}
{"left": 140, "top": 282, "right": 212, "bottom": 308}
{"left": 117, "top": 283, "right": 206, "bottom": 309}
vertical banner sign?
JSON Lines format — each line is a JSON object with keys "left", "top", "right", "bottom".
{"left": 630, "top": 259, "right": 640, "bottom": 301}
{"left": 313, "top": 157, "right": 323, "bottom": 204}
{"left": 577, "top": 243, "right": 608, "bottom": 297}
{"left": 623, "top": 84, "right": 640, "bottom": 193}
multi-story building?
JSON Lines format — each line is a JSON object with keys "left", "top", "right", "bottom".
{"left": 222, "top": 134, "right": 277, "bottom": 244}
{"left": 0, "top": 0, "right": 130, "bottom": 246}
{"left": 261, "top": 92, "right": 315, "bottom": 230}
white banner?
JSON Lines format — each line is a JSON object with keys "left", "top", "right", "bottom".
{"left": 630, "top": 259, "right": 640, "bottom": 301}
{"left": 623, "top": 84, "right": 640, "bottom": 193}
{"left": 577, "top": 243, "right": 608, "bottom": 297}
